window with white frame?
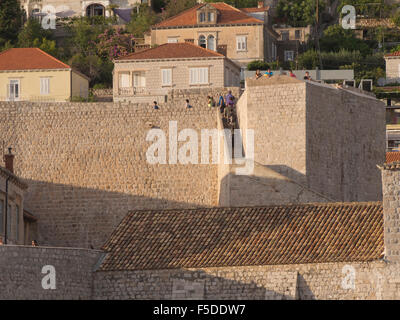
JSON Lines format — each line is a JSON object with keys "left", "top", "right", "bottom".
{"left": 281, "top": 31, "right": 289, "bottom": 41}
{"left": 207, "top": 35, "right": 215, "bottom": 51}
{"left": 40, "top": 77, "right": 50, "bottom": 95}
{"left": 161, "top": 68, "right": 172, "bottom": 86}
{"left": 199, "top": 35, "right": 206, "bottom": 48}
{"left": 284, "top": 50, "right": 294, "bottom": 61}
{"left": 189, "top": 67, "right": 209, "bottom": 85}
{"left": 119, "top": 72, "right": 130, "bottom": 88}
{"left": 133, "top": 71, "right": 146, "bottom": 87}
{"left": 236, "top": 36, "right": 247, "bottom": 51}
{"left": 168, "top": 37, "right": 178, "bottom": 43}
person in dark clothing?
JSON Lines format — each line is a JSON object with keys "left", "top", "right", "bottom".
{"left": 217, "top": 93, "right": 226, "bottom": 114}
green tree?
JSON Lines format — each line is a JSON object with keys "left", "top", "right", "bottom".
{"left": 96, "top": 28, "right": 135, "bottom": 60}
{"left": 65, "top": 18, "right": 108, "bottom": 56}
{"left": 338, "top": 0, "right": 395, "bottom": 18}
{"left": 247, "top": 60, "right": 270, "bottom": 71}
{"left": 276, "top": 0, "right": 326, "bottom": 27}
{"left": 319, "top": 24, "right": 372, "bottom": 56}
{"left": 17, "top": 18, "right": 52, "bottom": 48}
{"left": 35, "top": 38, "right": 58, "bottom": 57}
{"left": 0, "top": 0, "right": 23, "bottom": 48}
{"left": 163, "top": 0, "right": 197, "bottom": 19}
{"left": 126, "top": 5, "right": 159, "bottom": 37}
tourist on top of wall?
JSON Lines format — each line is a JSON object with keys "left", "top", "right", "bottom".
{"left": 255, "top": 69, "right": 262, "bottom": 79}
{"left": 218, "top": 93, "right": 226, "bottom": 114}
{"left": 208, "top": 96, "right": 216, "bottom": 108}
{"left": 153, "top": 101, "right": 159, "bottom": 110}
{"left": 264, "top": 68, "right": 273, "bottom": 78}
{"left": 186, "top": 99, "right": 192, "bottom": 109}
{"left": 225, "top": 91, "right": 235, "bottom": 118}
{"left": 289, "top": 70, "right": 296, "bottom": 78}
{"left": 304, "top": 71, "right": 312, "bottom": 81}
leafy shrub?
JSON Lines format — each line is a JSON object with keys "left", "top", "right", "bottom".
{"left": 247, "top": 60, "right": 270, "bottom": 71}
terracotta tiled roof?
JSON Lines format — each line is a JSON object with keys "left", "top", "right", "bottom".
{"left": 0, "top": 48, "right": 70, "bottom": 71}
{"left": 385, "top": 51, "right": 400, "bottom": 57}
{"left": 100, "top": 202, "right": 384, "bottom": 271}
{"left": 241, "top": 6, "right": 269, "bottom": 13}
{"left": 386, "top": 152, "right": 400, "bottom": 163}
{"left": 116, "top": 43, "right": 224, "bottom": 61}
{"left": 153, "top": 3, "right": 263, "bottom": 28}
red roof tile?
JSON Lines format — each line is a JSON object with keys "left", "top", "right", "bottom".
{"left": 241, "top": 6, "right": 269, "bottom": 13}
{"left": 154, "top": 3, "right": 263, "bottom": 28}
{"left": 385, "top": 51, "right": 400, "bottom": 57}
{"left": 100, "top": 202, "right": 384, "bottom": 271}
{"left": 0, "top": 48, "right": 70, "bottom": 71}
{"left": 117, "top": 42, "right": 224, "bottom": 61}
{"left": 386, "top": 152, "right": 400, "bottom": 163}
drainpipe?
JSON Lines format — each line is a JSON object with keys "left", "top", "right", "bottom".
{"left": 4, "top": 176, "right": 10, "bottom": 245}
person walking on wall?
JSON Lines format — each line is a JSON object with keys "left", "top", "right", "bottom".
{"left": 207, "top": 96, "right": 216, "bottom": 108}
{"left": 304, "top": 71, "right": 312, "bottom": 81}
{"left": 218, "top": 93, "right": 226, "bottom": 114}
{"left": 185, "top": 99, "right": 192, "bottom": 109}
{"left": 225, "top": 90, "right": 235, "bottom": 121}
{"left": 264, "top": 68, "right": 273, "bottom": 78}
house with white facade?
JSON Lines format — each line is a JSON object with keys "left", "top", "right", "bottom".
{"left": 113, "top": 42, "right": 241, "bottom": 103}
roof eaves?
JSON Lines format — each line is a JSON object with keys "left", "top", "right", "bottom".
{"left": 0, "top": 167, "right": 28, "bottom": 190}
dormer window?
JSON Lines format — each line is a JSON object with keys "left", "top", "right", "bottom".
{"left": 197, "top": 4, "right": 218, "bottom": 25}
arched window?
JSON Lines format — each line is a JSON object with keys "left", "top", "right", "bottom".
{"left": 199, "top": 35, "right": 206, "bottom": 48}
{"left": 207, "top": 35, "right": 215, "bottom": 51}
{"left": 86, "top": 4, "right": 105, "bottom": 17}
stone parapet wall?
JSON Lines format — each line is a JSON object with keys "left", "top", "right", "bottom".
{"left": 0, "top": 245, "right": 102, "bottom": 300}
{"left": 93, "top": 260, "right": 400, "bottom": 300}
{"left": 239, "top": 77, "right": 385, "bottom": 202}
{"left": 0, "top": 101, "right": 220, "bottom": 248}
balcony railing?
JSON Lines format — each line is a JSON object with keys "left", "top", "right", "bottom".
{"left": 118, "top": 87, "right": 148, "bottom": 96}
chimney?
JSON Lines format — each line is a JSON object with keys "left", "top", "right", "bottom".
{"left": 258, "top": 1, "right": 264, "bottom": 8}
{"left": 381, "top": 162, "right": 400, "bottom": 262}
{"left": 4, "top": 147, "right": 14, "bottom": 173}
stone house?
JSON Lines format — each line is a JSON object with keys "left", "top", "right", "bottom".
{"left": 0, "top": 48, "right": 89, "bottom": 102}
{"left": 385, "top": 51, "right": 400, "bottom": 83}
{"left": 20, "top": 0, "right": 151, "bottom": 19}
{"left": 144, "top": 2, "right": 279, "bottom": 69}
{"left": 0, "top": 149, "right": 29, "bottom": 245}
{"left": 273, "top": 25, "right": 312, "bottom": 63}
{"left": 113, "top": 42, "right": 241, "bottom": 103}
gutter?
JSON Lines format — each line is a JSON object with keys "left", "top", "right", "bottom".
{"left": 70, "top": 69, "right": 72, "bottom": 101}
{"left": 4, "top": 176, "right": 10, "bottom": 244}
